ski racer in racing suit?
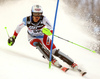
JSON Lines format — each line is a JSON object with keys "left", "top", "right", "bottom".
{"left": 8, "top": 5, "right": 86, "bottom": 75}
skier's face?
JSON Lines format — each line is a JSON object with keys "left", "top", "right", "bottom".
{"left": 33, "top": 16, "right": 40, "bottom": 22}
{"left": 32, "top": 13, "right": 42, "bottom": 22}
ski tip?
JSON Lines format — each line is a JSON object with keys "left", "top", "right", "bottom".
{"left": 82, "top": 72, "right": 87, "bottom": 76}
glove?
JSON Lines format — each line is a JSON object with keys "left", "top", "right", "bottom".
{"left": 42, "top": 28, "right": 52, "bottom": 36}
{"left": 8, "top": 35, "right": 16, "bottom": 46}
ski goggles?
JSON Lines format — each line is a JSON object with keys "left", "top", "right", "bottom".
{"left": 32, "top": 13, "right": 42, "bottom": 17}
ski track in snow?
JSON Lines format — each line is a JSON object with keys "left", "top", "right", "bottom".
{"left": 0, "top": 0, "right": 100, "bottom": 79}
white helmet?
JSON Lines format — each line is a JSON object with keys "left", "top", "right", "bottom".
{"left": 31, "top": 5, "right": 43, "bottom": 16}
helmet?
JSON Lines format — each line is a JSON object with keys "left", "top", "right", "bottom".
{"left": 31, "top": 5, "right": 43, "bottom": 16}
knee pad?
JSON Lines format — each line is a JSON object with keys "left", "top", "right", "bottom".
{"left": 30, "top": 39, "right": 42, "bottom": 46}
{"left": 33, "top": 42, "right": 39, "bottom": 46}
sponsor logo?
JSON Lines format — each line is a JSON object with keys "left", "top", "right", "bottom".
{"left": 46, "top": 37, "right": 50, "bottom": 45}
{"left": 35, "top": 9, "right": 41, "bottom": 11}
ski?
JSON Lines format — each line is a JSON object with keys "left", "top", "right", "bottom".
{"left": 69, "top": 68, "right": 87, "bottom": 76}
{"left": 60, "top": 66, "right": 69, "bottom": 72}
{"left": 77, "top": 68, "right": 87, "bottom": 76}
{"left": 52, "top": 63, "right": 86, "bottom": 76}
{"left": 51, "top": 58, "right": 69, "bottom": 72}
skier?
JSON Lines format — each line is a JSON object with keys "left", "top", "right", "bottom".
{"left": 8, "top": 5, "right": 86, "bottom": 75}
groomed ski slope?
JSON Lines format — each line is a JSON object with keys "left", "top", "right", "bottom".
{"left": 0, "top": 0, "right": 100, "bottom": 79}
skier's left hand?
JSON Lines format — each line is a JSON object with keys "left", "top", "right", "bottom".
{"left": 42, "top": 28, "right": 52, "bottom": 36}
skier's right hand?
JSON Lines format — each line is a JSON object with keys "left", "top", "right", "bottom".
{"left": 8, "top": 35, "right": 16, "bottom": 46}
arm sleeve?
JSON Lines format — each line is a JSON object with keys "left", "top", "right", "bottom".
{"left": 13, "top": 17, "right": 27, "bottom": 37}
{"left": 43, "top": 16, "right": 53, "bottom": 33}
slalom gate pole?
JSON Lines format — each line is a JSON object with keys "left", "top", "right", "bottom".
{"left": 54, "top": 35, "right": 96, "bottom": 53}
{"left": 49, "top": 0, "right": 59, "bottom": 68}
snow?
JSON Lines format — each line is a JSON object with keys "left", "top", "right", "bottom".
{"left": 0, "top": 0, "right": 100, "bottom": 79}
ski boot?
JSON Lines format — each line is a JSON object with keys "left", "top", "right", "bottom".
{"left": 52, "top": 58, "right": 69, "bottom": 72}
{"left": 54, "top": 49, "right": 87, "bottom": 76}
{"left": 71, "top": 63, "right": 78, "bottom": 70}
{"left": 71, "top": 63, "right": 87, "bottom": 76}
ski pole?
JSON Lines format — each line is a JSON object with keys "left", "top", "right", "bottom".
{"left": 42, "top": 28, "right": 96, "bottom": 53}
{"left": 4, "top": 27, "right": 10, "bottom": 38}
{"left": 54, "top": 35, "right": 96, "bottom": 53}
{"left": 4, "top": 27, "right": 15, "bottom": 46}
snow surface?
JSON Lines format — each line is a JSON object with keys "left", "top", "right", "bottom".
{"left": 0, "top": 0, "right": 100, "bottom": 79}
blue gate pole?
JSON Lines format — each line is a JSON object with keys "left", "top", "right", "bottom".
{"left": 49, "top": 0, "right": 59, "bottom": 68}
